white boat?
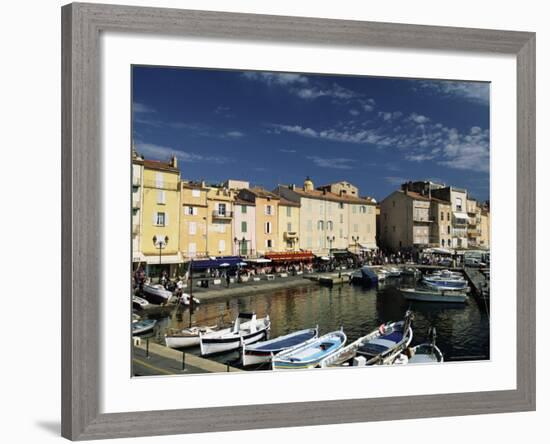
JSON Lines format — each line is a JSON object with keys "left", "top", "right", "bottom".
{"left": 165, "top": 325, "right": 219, "bottom": 348}
{"left": 242, "top": 327, "right": 318, "bottom": 366}
{"left": 272, "top": 330, "right": 347, "bottom": 370}
{"left": 400, "top": 287, "right": 468, "bottom": 303}
{"left": 385, "top": 267, "right": 402, "bottom": 277}
{"left": 199, "top": 313, "right": 270, "bottom": 356}
{"left": 375, "top": 269, "right": 388, "bottom": 281}
{"left": 142, "top": 283, "right": 172, "bottom": 304}
{"left": 320, "top": 312, "right": 413, "bottom": 367}
{"left": 132, "top": 295, "right": 150, "bottom": 310}
{"left": 179, "top": 293, "right": 200, "bottom": 306}
{"left": 132, "top": 318, "right": 157, "bottom": 335}
{"left": 422, "top": 276, "right": 469, "bottom": 291}
{"left": 428, "top": 269, "right": 463, "bottom": 279}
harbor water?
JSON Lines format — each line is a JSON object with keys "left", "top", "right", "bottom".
{"left": 150, "top": 276, "right": 490, "bottom": 368}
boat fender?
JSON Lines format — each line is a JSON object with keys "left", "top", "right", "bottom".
{"left": 378, "top": 324, "right": 386, "bottom": 334}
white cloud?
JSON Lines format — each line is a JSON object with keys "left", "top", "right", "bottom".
{"left": 408, "top": 113, "right": 430, "bottom": 124}
{"left": 224, "top": 131, "right": 244, "bottom": 138}
{"left": 279, "top": 148, "right": 297, "bottom": 153}
{"left": 406, "top": 153, "right": 435, "bottom": 162}
{"left": 242, "top": 71, "right": 309, "bottom": 86}
{"left": 135, "top": 141, "right": 229, "bottom": 164}
{"left": 307, "top": 156, "right": 356, "bottom": 170}
{"left": 415, "top": 80, "right": 490, "bottom": 105}
{"left": 385, "top": 176, "right": 407, "bottom": 185}
{"left": 349, "top": 109, "right": 360, "bottom": 116}
{"left": 133, "top": 102, "right": 156, "bottom": 113}
{"left": 379, "top": 111, "right": 403, "bottom": 122}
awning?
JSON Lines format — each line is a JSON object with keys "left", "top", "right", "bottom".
{"left": 453, "top": 212, "right": 469, "bottom": 220}
{"left": 425, "top": 247, "right": 454, "bottom": 255}
{"left": 244, "top": 258, "right": 272, "bottom": 264}
{"left": 264, "top": 251, "right": 315, "bottom": 262}
{"left": 190, "top": 256, "right": 243, "bottom": 270}
{"left": 143, "top": 253, "right": 183, "bottom": 265}
{"left": 358, "top": 243, "right": 377, "bottom": 251}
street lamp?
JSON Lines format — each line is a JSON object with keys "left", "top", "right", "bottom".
{"left": 153, "top": 235, "right": 169, "bottom": 282}
{"left": 327, "top": 235, "right": 335, "bottom": 253}
{"left": 352, "top": 236, "right": 359, "bottom": 254}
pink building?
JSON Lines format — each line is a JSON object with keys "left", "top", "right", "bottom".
{"left": 232, "top": 199, "right": 256, "bottom": 256}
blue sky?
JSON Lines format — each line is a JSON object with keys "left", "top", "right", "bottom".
{"left": 132, "top": 66, "right": 490, "bottom": 202}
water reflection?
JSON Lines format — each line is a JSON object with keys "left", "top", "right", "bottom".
{"left": 152, "top": 277, "right": 489, "bottom": 366}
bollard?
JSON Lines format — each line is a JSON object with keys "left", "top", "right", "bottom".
{"left": 182, "top": 352, "right": 186, "bottom": 371}
{"left": 146, "top": 338, "right": 150, "bottom": 358}
{"left": 227, "top": 363, "right": 230, "bottom": 372}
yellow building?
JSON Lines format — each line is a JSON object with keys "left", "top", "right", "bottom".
{"left": 131, "top": 153, "right": 144, "bottom": 269}
{"left": 480, "top": 209, "right": 491, "bottom": 248}
{"left": 179, "top": 181, "right": 209, "bottom": 259}
{"left": 206, "top": 185, "right": 235, "bottom": 256}
{"left": 238, "top": 187, "right": 280, "bottom": 255}
{"left": 140, "top": 156, "right": 181, "bottom": 278}
{"left": 278, "top": 198, "right": 300, "bottom": 251}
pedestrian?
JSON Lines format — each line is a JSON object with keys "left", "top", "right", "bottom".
{"left": 226, "top": 272, "right": 230, "bottom": 288}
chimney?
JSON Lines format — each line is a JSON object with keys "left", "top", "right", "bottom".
{"left": 171, "top": 155, "right": 178, "bottom": 168}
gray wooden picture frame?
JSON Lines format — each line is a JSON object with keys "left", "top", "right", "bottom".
{"left": 61, "top": 2, "right": 536, "bottom": 440}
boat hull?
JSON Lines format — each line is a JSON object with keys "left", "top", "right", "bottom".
{"left": 401, "top": 289, "right": 467, "bottom": 303}
{"left": 165, "top": 335, "right": 200, "bottom": 348}
{"left": 142, "top": 284, "right": 172, "bottom": 305}
{"left": 200, "top": 328, "right": 268, "bottom": 356}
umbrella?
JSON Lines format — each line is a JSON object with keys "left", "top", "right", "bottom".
{"left": 237, "top": 262, "right": 247, "bottom": 266}
{"left": 219, "top": 263, "right": 230, "bottom": 267}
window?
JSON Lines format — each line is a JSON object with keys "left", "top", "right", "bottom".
{"left": 219, "top": 223, "right": 226, "bottom": 233}
{"left": 189, "top": 222, "right": 197, "bottom": 235}
{"left": 447, "top": 212, "right": 451, "bottom": 221}
{"left": 287, "top": 222, "right": 292, "bottom": 232}
{"left": 155, "top": 172, "right": 163, "bottom": 188}
{"left": 184, "top": 206, "right": 197, "bottom": 216}
{"left": 218, "top": 239, "right": 225, "bottom": 252}
{"left": 339, "top": 229, "right": 343, "bottom": 239}
{"left": 327, "top": 221, "right": 333, "bottom": 231}
{"left": 188, "top": 243, "right": 197, "bottom": 256}
{"left": 447, "top": 226, "right": 451, "bottom": 234}
{"left": 191, "top": 189, "right": 200, "bottom": 198}
{"left": 157, "top": 190, "right": 166, "bottom": 204}
{"left": 441, "top": 211, "right": 444, "bottom": 221}
{"left": 361, "top": 206, "right": 366, "bottom": 213}
{"left": 338, "top": 202, "right": 344, "bottom": 209}
{"left": 241, "top": 221, "right": 247, "bottom": 233}
{"left": 353, "top": 224, "right": 358, "bottom": 233}
{"left": 456, "top": 197, "right": 463, "bottom": 211}
{"left": 265, "top": 221, "right": 272, "bottom": 234}
{"left": 317, "top": 220, "right": 324, "bottom": 230}
{"left": 286, "top": 206, "right": 292, "bottom": 217}
{"left": 156, "top": 212, "right": 165, "bottom": 226}
{"left": 241, "top": 205, "right": 247, "bottom": 214}
{"left": 265, "top": 205, "right": 273, "bottom": 215}
{"left": 218, "top": 203, "right": 226, "bottom": 216}
{"left": 441, "top": 240, "right": 445, "bottom": 247}
{"left": 447, "top": 239, "right": 451, "bottom": 247}
{"left": 352, "top": 205, "right": 357, "bottom": 214}
{"left": 339, "top": 214, "right": 344, "bottom": 224}
{"left": 266, "top": 239, "right": 273, "bottom": 249}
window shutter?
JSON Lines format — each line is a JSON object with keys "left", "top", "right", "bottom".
{"left": 183, "top": 206, "right": 189, "bottom": 215}
{"left": 165, "top": 213, "right": 169, "bottom": 226}
{"left": 152, "top": 212, "right": 157, "bottom": 225}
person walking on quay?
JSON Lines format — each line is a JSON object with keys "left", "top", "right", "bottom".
{"left": 225, "top": 272, "right": 230, "bottom": 288}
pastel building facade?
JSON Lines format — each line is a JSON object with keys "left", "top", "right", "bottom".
{"left": 275, "top": 178, "right": 377, "bottom": 255}
{"left": 237, "top": 187, "right": 280, "bottom": 255}
{"left": 179, "top": 181, "right": 209, "bottom": 258}
{"left": 232, "top": 199, "right": 256, "bottom": 256}
{"left": 206, "top": 186, "right": 235, "bottom": 256}
{"left": 139, "top": 156, "right": 181, "bottom": 277}
{"left": 278, "top": 198, "right": 301, "bottom": 251}
{"left": 131, "top": 155, "right": 144, "bottom": 266}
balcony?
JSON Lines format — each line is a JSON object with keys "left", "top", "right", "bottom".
{"left": 212, "top": 210, "right": 233, "bottom": 219}
{"left": 284, "top": 231, "right": 298, "bottom": 239}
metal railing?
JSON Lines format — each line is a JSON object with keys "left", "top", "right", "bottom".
{"left": 212, "top": 210, "right": 233, "bottom": 218}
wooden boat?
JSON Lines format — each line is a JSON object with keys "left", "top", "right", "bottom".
{"left": 272, "top": 330, "right": 347, "bottom": 370}
{"left": 132, "top": 295, "right": 150, "bottom": 310}
{"left": 242, "top": 327, "right": 318, "bottom": 366}
{"left": 132, "top": 318, "right": 157, "bottom": 335}
{"left": 394, "top": 328, "right": 444, "bottom": 365}
{"left": 199, "top": 313, "right": 270, "bottom": 356}
{"left": 350, "top": 266, "right": 379, "bottom": 286}
{"left": 320, "top": 313, "right": 413, "bottom": 367}
{"left": 165, "top": 325, "right": 218, "bottom": 348}
{"left": 142, "top": 283, "right": 172, "bottom": 304}
{"left": 400, "top": 287, "right": 468, "bottom": 303}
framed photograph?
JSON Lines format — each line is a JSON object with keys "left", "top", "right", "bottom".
{"left": 62, "top": 2, "right": 535, "bottom": 440}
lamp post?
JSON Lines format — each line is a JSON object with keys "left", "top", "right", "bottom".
{"left": 153, "top": 235, "right": 169, "bottom": 282}
{"left": 352, "top": 236, "right": 359, "bottom": 255}
{"left": 327, "top": 235, "right": 335, "bottom": 253}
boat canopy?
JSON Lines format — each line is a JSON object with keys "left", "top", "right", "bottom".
{"left": 190, "top": 256, "right": 244, "bottom": 270}
{"left": 264, "top": 251, "right": 314, "bottom": 262}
